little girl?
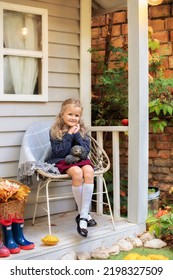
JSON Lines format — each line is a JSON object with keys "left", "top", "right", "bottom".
{"left": 48, "top": 98, "right": 97, "bottom": 237}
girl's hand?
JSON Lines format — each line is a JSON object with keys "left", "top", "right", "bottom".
{"left": 68, "top": 124, "right": 80, "bottom": 134}
{"left": 74, "top": 124, "right": 80, "bottom": 133}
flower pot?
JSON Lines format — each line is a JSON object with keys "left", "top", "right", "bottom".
{"left": 148, "top": 186, "right": 160, "bottom": 213}
{"left": 148, "top": 186, "right": 160, "bottom": 200}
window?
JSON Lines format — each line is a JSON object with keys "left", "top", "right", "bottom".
{"left": 0, "top": 2, "right": 48, "bottom": 102}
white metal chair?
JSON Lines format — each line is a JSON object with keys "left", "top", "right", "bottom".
{"left": 20, "top": 121, "right": 115, "bottom": 234}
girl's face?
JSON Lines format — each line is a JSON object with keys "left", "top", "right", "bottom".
{"left": 62, "top": 106, "right": 82, "bottom": 127}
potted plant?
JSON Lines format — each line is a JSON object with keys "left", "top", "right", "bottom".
{"left": 148, "top": 186, "right": 160, "bottom": 200}
{"left": 148, "top": 186, "right": 160, "bottom": 213}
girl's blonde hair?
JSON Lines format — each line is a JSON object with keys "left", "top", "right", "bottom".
{"left": 50, "top": 98, "right": 87, "bottom": 139}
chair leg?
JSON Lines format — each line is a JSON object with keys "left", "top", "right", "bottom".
{"left": 32, "top": 178, "right": 52, "bottom": 235}
{"left": 93, "top": 175, "right": 116, "bottom": 231}
{"left": 32, "top": 180, "right": 42, "bottom": 226}
{"left": 45, "top": 179, "right": 52, "bottom": 235}
{"left": 102, "top": 177, "right": 116, "bottom": 230}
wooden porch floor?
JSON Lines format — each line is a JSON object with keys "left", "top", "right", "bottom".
{"left": 7, "top": 211, "right": 145, "bottom": 260}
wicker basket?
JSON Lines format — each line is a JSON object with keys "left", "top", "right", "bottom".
{"left": 0, "top": 200, "right": 25, "bottom": 240}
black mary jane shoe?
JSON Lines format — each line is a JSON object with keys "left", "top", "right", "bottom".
{"left": 87, "top": 218, "right": 97, "bottom": 227}
{"left": 76, "top": 214, "right": 97, "bottom": 228}
{"left": 77, "top": 217, "right": 88, "bottom": 238}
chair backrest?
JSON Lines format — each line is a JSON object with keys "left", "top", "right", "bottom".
{"left": 88, "top": 135, "right": 110, "bottom": 175}
{"left": 19, "top": 120, "right": 53, "bottom": 163}
{"left": 18, "top": 120, "right": 54, "bottom": 180}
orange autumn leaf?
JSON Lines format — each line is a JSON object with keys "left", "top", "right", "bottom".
{"left": 156, "top": 209, "right": 168, "bottom": 218}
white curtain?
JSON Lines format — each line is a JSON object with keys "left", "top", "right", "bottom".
{"left": 3, "top": 11, "right": 39, "bottom": 95}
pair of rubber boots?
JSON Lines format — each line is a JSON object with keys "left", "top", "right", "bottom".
{"left": 0, "top": 218, "right": 35, "bottom": 255}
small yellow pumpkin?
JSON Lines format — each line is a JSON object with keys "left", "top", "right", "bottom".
{"left": 41, "top": 235, "right": 59, "bottom": 246}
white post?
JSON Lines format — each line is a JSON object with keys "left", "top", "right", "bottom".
{"left": 96, "top": 131, "right": 104, "bottom": 214}
{"left": 80, "top": 0, "right": 92, "bottom": 127}
{"left": 113, "top": 131, "right": 121, "bottom": 219}
{"left": 128, "top": 0, "right": 149, "bottom": 223}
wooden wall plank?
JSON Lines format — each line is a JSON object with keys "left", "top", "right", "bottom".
{"left": 0, "top": 162, "right": 18, "bottom": 177}
{"left": 49, "top": 58, "right": 79, "bottom": 73}
{"left": 0, "top": 147, "right": 20, "bottom": 162}
{"left": 0, "top": 132, "right": 24, "bottom": 146}
{"left": 49, "top": 16, "right": 79, "bottom": 33}
{"left": 24, "top": 198, "right": 76, "bottom": 219}
{"left": 48, "top": 31, "right": 79, "bottom": 45}
{"left": 0, "top": 102, "right": 61, "bottom": 116}
{"left": 0, "top": 116, "right": 54, "bottom": 132}
{"left": 36, "top": 0, "right": 80, "bottom": 9}
{"left": 49, "top": 73, "right": 79, "bottom": 88}
{"left": 48, "top": 88, "right": 79, "bottom": 101}
{"left": 49, "top": 43, "right": 79, "bottom": 59}
{"left": 1, "top": 0, "right": 80, "bottom": 19}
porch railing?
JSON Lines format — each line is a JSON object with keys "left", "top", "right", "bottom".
{"left": 90, "top": 126, "right": 128, "bottom": 220}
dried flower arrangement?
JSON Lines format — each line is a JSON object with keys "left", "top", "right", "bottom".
{"left": 0, "top": 179, "right": 30, "bottom": 203}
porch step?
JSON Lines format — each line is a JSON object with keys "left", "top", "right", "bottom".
{"left": 6, "top": 211, "right": 145, "bottom": 260}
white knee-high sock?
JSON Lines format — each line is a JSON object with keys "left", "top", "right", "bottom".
{"left": 80, "top": 183, "right": 94, "bottom": 229}
{"left": 72, "top": 186, "right": 82, "bottom": 213}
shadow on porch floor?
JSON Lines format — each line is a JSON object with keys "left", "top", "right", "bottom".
{"left": 6, "top": 211, "right": 145, "bottom": 260}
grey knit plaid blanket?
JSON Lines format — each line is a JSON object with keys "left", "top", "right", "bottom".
{"left": 18, "top": 120, "right": 60, "bottom": 184}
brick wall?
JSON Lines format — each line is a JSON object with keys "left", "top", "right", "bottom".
{"left": 91, "top": 0, "right": 173, "bottom": 200}
{"left": 149, "top": 123, "right": 173, "bottom": 197}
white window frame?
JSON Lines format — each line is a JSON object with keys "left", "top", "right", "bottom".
{"left": 0, "top": 2, "right": 48, "bottom": 102}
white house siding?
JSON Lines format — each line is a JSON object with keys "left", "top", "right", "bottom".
{"left": 0, "top": 0, "right": 81, "bottom": 218}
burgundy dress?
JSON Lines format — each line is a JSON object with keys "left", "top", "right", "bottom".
{"left": 55, "top": 159, "right": 93, "bottom": 174}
